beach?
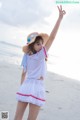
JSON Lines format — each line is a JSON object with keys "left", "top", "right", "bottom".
{"left": 0, "top": 61, "right": 80, "bottom": 120}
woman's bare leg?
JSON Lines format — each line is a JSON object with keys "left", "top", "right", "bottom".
{"left": 27, "top": 103, "right": 40, "bottom": 120}
{"left": 14, "top": 101, "right": 28, "bottom": 120}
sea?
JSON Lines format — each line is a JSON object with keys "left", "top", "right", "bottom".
{"left": 0, "top": 39, "right": 80, "bottom": 81}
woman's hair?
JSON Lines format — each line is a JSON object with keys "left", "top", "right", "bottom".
{"left": 22, "top": 35, "right": 47, "bottom": 61}
{"left": 28, "top": 36, "right": 44, "bottom": 54}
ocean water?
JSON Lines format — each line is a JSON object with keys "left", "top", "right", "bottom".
{"left": 0, "top": 40, "right": 23, "bottom": 65}
{"left": 0, "top": 40, "right": 80, "bottom": 81}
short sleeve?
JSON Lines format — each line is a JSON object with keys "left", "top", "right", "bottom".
{"left": 21, "top": 54, "right": 27, "bottom": 72}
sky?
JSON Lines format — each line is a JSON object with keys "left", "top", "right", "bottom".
{"left": 0, "top": 0, "right": 80, "bottom": 43}
{"left": 0, "top": 0, "right": 54, "bottom": 44}
{"left": 0, "top": 0, "right": 80, "bottom": 80}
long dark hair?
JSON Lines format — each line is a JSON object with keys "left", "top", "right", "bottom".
{"left": 28, "top": 36, "right": 44, "bottom": 54}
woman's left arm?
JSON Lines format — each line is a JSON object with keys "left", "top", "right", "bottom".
{"left": 20, "top": 69, "right": 27, "bottom": 85}
{"left": 45, "top": 5, "right": 66, "bottom": 51}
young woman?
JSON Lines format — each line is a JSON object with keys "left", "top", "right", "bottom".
{"left": 14, "top": 5, "right": 66, "bottom": 120}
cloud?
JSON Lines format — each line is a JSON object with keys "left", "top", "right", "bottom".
{"left": 0, "top": 0, "right": 53, "bottom": 27}
{"left": 62, "top": 9, "right": 80, "bottom": 31}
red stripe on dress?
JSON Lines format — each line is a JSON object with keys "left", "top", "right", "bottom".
{"left": 43, "top": 47, "right": 47, "bottom": 58}
{"left": 16, "top": 92, "right": 46, "bottom": 101}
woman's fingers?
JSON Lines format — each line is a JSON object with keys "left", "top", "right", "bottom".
{"left": 63, "top": 10, "right": 66, "bottom": 15}
{"left": 57, "top": 5, "right": 65, "bottom": 13}
{"left": 60, "top": 5, "right": 62, "bottom": 11}
{"left": 57, "top": 5, "right": 62, "bottom": 12}
{"left": 57, "top": 6, "right": 60, "bottom": 11}
{"left": 57, "top": 5, "right": 66, "bottom": 18}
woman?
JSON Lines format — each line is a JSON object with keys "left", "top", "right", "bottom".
{"left": 14, "top": 5, "right": 66, "bottom": 120}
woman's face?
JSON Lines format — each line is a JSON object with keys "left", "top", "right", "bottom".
{"left": 34, "top": 40, "right": 43, "bottom": 52}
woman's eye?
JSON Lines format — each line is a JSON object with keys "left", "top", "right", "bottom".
{"left": 37, "top": 43, "right": 40, "bottom": 45}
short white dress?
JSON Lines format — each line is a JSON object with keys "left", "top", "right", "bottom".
{"left": 16, "top": 46, "right": 48, "bottom": 106}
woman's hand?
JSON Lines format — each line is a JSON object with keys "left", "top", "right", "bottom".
{"left": 45, "top": 5, "right": 66, "bottom": 51}
{"left": 57, "top": 5, "right": 66, "bottom": 20}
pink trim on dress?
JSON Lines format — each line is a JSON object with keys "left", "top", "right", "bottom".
{"left": 16, "top": 92, "right": 46, "bottom": 101}
{"left": 43, "top": 47, "right": 47, "bottom": 58}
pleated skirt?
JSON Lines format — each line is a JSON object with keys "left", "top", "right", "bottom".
{"left": 16, "top": 78, "right": 46, "bottom": 106}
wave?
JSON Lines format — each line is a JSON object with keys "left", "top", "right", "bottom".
{"left": 0, "top": 41, "right": 22, "bottom": 48}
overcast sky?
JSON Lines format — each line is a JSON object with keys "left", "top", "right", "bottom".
{"left": 0, "top": 0, "right": 53, "bottom": 27}
{"left": 0, "top": 0, "right": 80, "bottom": 44}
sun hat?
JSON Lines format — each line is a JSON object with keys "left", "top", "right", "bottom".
{"left": 22, "top": 32, "right": 49, "bottom": 53}
{"left": 27, "top": 32, "right": 39, "bottom": 45}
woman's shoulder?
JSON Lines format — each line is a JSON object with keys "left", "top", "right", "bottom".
{"left": 36, "top": 46, "right": 48, "bottom": 60}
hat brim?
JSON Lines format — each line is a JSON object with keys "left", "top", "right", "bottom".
{"left": 23, "top": 32, "right": 49, "bottom": 53}
{"left": 39, "top": 33, "right": 49, "bottom": 45}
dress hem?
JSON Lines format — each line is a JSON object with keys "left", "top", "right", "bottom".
{"left": 16, "top": 92, "right": 46, "bottom": 101}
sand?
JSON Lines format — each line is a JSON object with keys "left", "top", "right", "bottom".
{"left": 0, "top": 61, "right": 80, "bottom": 120}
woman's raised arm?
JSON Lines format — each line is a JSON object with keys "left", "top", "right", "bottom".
{"left": 45, "top": 5, "right": 66, "bottom": 51}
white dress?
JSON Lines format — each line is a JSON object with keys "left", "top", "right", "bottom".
{"left": 16, "top": 47, "right": 47, "bottom": 106}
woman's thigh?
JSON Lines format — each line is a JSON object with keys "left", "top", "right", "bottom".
{"left": 14, "top": 101, "right": 28, "bottom": 119}
{"left": 27, "top": 103, "right": 40, "bottom": 120}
